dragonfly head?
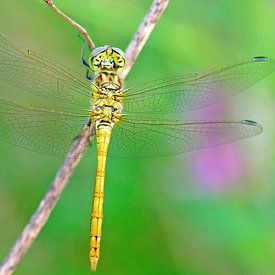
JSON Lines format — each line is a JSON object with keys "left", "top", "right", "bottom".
{"left": 89, "top": 45, "right": 126, "bottom": 73}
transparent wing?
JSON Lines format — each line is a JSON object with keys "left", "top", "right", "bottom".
{"left": 0, "top": 97, "right": 92, "bottom": 157}
{"left": 123, "top": 57, "right": 275, "bottom": 114}
{"left": 0, "top": 32, "right": 91, "bottom": 107}
{"left": 108, "top": 116, "right": 262, "bottom": 158}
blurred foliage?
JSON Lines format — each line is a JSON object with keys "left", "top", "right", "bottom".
{"left": 0, "top": 1, "right": 275, "bottom": 274}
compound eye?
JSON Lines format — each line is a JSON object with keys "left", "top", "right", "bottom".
{"left": 112, "top": 47, "right": 126, "bottom": 59}
{"left": 91, "top": 46, "right": 109, "bottom": 57}
{"left": 112, "top": 47, "right": 126, "bottom": 68}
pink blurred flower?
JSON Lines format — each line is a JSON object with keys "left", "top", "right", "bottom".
{"left": 192, "top": 143, "right": 243, "bottom": 190}
{"left": 189, "top": 102, "right": 244, "bottom": 191}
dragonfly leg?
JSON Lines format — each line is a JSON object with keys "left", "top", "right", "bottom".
{"left": 78, "top": 32, "right": 91, "bottom": 69}
{"left": 86, "top": 69, "right": 93, "bottom": 81}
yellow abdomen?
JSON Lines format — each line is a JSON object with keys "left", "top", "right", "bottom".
{"left": 90, "top": 125, "right": 112, "bottom": 271}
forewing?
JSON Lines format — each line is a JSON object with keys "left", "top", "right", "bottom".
{"left": 0, "top": 32, "right": 91, "bottom": 107}
{"left": 123, "top": 57, "right": 275, "bottom": 114}
{"left": 108, "top": 117, "right": 262, "bottom": 158}
{"left": 0, "top": 98, "right": 92, "bottom": 157}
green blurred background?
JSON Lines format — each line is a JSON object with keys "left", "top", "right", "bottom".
{"left": 1, "top": 1, "right": 275, "bottom": 274}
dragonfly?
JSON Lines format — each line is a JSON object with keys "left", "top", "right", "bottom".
{"left": 0, "top": 32, "right": 275, "bottom": 271}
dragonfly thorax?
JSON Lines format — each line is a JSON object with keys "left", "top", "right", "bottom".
{"left": 91, "top": 72, "right": 124, "bottom": 127}
{"left": 95, "top": 71, "right": 122, "bottom": 90}
{"left": 91, "top": 92, "right": 123, "bottom": 127}
{"left": 91, "top": 75, "right": 123, "bottom": 127}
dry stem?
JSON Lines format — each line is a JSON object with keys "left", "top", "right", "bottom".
{"left": 0, "top": 0, "right": 170, "bottom": 274}
{"left": 122, "top": 0, "right": 170, "bottom": 79}
{"left": 44, "top": 0, "right": 95, "bottom": 49}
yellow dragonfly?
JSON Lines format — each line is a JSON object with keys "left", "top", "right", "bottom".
{"left": 0, "top": 32, "right": 274, "bottom": 271}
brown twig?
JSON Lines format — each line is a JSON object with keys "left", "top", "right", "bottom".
{"left": 44, "top": 0, "right": 96, "bottom": 50}
{"left": 0, "top": 0, "right": 170, "bottom": 274}
{"left": 122, "top": 0, "right": 170, "bottom": 79}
